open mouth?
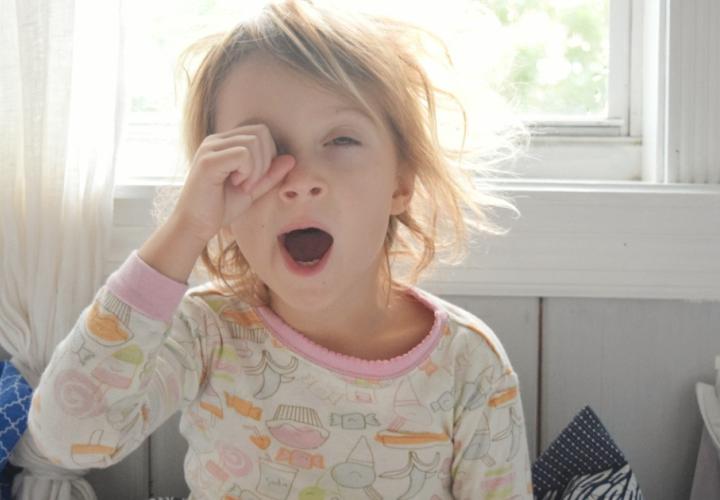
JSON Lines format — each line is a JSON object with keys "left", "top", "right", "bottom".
{"left": 279, "top": 227, "right": 334, "bottom": 269}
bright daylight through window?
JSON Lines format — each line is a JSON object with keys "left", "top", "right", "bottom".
{"left": 116, "top": 0, "right": 610, "bottom": 183}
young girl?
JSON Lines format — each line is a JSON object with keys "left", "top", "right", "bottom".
{"left": 28, "top": 1, "right": 533, "bottom": 498}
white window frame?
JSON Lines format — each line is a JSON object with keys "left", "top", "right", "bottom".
{"left": 112, "top": 0, "right": 720, "bottom": 301}
{"left": 517, "top": 0, "right": 643, "bottom": 181}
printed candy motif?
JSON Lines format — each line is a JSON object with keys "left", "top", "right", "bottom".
{"left": 329, "top": 412, "right": 380, "bottom": 430}
{"left": 53, "top": 369, "right": 106, "bottom": 418}
{"left": 275, "top": 447, "right": 325, "bottom": 470}
{"left": 218, "top": 441, "right": 253, "bottom": 477}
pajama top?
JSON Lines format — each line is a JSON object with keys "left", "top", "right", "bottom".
{"left": 28, "top": 250, "right": 533, "bottom": 499}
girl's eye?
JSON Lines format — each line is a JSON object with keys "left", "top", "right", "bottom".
{"left": 328, "top": 136, "right": 360, "bottom": 147}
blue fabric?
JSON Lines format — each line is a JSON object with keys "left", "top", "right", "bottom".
{"left": 0, "top": 361, "right": 33, "bottom": 499}
{"left": 531, "top": 406, "right": 644, "bottom": 499}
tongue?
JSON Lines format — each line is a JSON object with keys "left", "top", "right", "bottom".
{"left": 283, "top": 228, "right": 333, "bottom": 262}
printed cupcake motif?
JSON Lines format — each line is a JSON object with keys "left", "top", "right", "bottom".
{"left": 221, "top": 306, "right": 262, "bottom": 327}
{"left": 226, "top": 322, "right": 267, "bottom": 358}
{"left": 84, "top": 299, "right": 132, "bottom": 347}
{"left": 266, "top": 404, "right": 329, "bottom": 449}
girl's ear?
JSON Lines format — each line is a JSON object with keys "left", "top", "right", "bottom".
{"left": 390, "top": 169, "right": 415, "bottom": 216}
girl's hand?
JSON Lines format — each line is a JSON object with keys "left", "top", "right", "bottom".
{"left": 171, "top": 123, "right": 296, "bottom": 243}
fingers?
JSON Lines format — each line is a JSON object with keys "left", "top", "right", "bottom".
{"left": 201, "top": 124, "right": 277, "bottom": 188}
{"left": 243, "top": 154, "right": 296, "bottom": 197}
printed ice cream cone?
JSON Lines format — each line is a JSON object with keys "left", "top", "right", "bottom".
{"left": 393, "top": 378, "right": 432, "bottom": 425}
{"left": 331, "top": 437, "right": 379, "bottom": 493}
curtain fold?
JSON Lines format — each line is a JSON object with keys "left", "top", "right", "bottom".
{"left": 0, "top": 0, "right": 124, "bottom": 498}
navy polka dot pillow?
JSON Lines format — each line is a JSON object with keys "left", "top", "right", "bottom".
{"left": 532, "top": 406, "right": 644, "bottom": 499}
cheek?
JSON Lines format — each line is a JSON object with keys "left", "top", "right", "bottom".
{"left": 346, "top": 188, "right": 393, "bottom": 243}
{"left": 229, "top": 216, "right": 265, "bottom": 261}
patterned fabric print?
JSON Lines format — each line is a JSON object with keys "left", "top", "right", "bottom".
{"left": 0, "top": 361, "right": 33, "bottom": 499}
{"left": 28, "top": 254, "right": 533, "bottom": 499}
{"left": 532, "top": 406, "right": 644, "bottom": 499}
{"left": 560, "top": 464, "right": 644, "bottom": 499}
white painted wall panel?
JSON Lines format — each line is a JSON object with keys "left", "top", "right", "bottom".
{"left": 542, "top": 297, "right": 720, "bottom": 500}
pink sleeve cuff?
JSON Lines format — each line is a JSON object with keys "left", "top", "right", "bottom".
{"left": 106, "top": 250, "right": 189, "bottom": 323}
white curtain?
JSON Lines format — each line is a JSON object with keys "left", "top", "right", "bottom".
{"left": 0, "top": 0, "right": 124, "bottom": 499}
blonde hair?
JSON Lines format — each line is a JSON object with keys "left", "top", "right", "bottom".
{"left": 159, "top": 0, "right": 527, "bottom": 306}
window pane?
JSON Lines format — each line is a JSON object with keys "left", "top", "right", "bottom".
{"left": 116, "top": 0, "right": 611, "bottom": 181}
{"left": 475, "top": 0, "right": 610, "bottom": 118}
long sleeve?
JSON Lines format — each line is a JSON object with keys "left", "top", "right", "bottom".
{"left": 27, "top": 251, "right": 214, "bottom": 469}
{"left": 452, "top": 367, "right": 533, "bottom": 499}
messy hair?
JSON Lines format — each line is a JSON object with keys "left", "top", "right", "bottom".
{"left": 156, "top": 0, "right": 527, "bottom": 306}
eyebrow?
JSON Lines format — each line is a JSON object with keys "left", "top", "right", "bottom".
{"left": 233, "top": 106, "right": 377, "bottom": 130}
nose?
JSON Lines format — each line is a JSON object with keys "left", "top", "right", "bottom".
{"left": 278, "top": 160, "right": 327, "bottom": 202}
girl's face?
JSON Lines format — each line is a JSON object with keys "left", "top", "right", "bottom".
{"left": 214, "top": 54, "right": 413, "bottom": 311}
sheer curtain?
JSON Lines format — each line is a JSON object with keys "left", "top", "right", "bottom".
{"left": 0, "top": 0, "right": 124, "bottom": 498}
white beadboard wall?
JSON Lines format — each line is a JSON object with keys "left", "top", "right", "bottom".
{"left": 667, "top": 0, "right": 720, "bottom": 183}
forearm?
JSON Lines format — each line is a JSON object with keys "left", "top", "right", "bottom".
{"left": 138, "top": 215, "right": 208, "bottom": 284}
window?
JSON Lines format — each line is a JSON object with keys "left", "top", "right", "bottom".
{"left": 116, "top": 0, "right": 639, "bottom": 184}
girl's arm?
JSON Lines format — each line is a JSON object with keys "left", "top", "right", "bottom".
{"left": 26, "top": 249, "right": 216, "bottom": 469}
{"left": 451, "top": 367, "right": 534, "bottom": 499}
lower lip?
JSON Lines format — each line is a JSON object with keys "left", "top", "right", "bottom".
{"left": 279, "top": 239, "right": 333, "bottom": 277}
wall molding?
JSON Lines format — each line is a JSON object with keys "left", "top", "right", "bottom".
{"left": 112, "top": 180, "right": 720, "bottom": 301}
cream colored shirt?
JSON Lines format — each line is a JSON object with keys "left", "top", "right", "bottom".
{"left": 28, "top": 250, "right": 533, "bottom": 499}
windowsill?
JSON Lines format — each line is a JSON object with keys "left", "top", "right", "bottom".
{"left": 111, "top": 179, "right": 720, "bottom": 301}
